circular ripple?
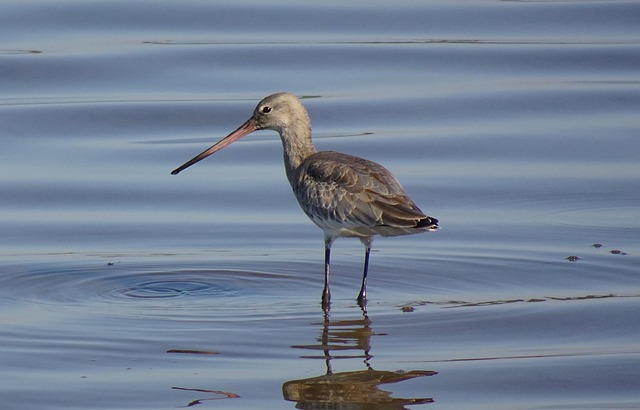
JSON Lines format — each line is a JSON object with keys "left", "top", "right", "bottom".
{"left": 0, "top": 261, "right": 304, "bottom": 308}
{"left": 99, "top": 270, "right": 252, "bottom": 303}
{"left": 119, "top": 280, "right": 221, "bottom": 299}
{"left": 543, "top": 203, "right": 639, "bottom": 232}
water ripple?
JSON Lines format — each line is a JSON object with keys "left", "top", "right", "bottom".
{"left": 0, "top": 49, "right": 42, "bottom": 54}
{"left": 115, "top": 279, "right": 225, "bottom": 299}
{"left": 543, "top": 203, "right": 640, "bottom": 232}
{"left": 0, "top": 262, "right": 308, "bottom": 310}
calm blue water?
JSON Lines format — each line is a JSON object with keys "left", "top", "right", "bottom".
{"left": 1, "top": 1, "right": 639, "bottom": 409}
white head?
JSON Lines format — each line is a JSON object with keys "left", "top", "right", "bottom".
{"left": 171, "top": 92, "right": 313, "bottom": 175}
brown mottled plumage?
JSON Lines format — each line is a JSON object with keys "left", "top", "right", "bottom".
{"left": 172, "top": 92, "right": 438, "bottom": 309}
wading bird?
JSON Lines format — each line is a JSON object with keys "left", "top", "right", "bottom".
{"left": 172, "top": 93, "right": 438, "bottom": 309}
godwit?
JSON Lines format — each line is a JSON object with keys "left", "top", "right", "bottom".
{"left": 171, "top": 93, "right": 438, "bottom": 308}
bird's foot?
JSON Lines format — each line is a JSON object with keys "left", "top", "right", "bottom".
{"left": 356, "top": 291, "right": 367, "bottom": 311}
{"left": 321, "top": 288, "right": 331, "bottom": 312}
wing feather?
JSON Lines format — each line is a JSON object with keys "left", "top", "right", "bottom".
{"left": 291, "top": 151, "right": 436, "bottom": 237}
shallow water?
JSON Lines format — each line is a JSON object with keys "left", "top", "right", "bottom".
{"left": 1, "top": 1, "right": 639, "bottom": 409}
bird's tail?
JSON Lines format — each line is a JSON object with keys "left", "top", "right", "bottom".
{"left": 417, "top": 216, "right": 439, "bottom": 231}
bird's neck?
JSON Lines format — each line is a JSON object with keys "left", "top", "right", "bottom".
{"left": 280, "top": 122, "right": 316, "bottom": 176}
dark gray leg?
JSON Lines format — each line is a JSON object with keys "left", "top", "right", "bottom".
{"left": 322, "top": 236, "right": 333, "bottom": 310}
{"left": 357, "top": 237, "right": 372, "bottom": 307}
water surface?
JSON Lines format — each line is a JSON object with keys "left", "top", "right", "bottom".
{"left": 1, "top": 1, "right": 639, "bottom": 409}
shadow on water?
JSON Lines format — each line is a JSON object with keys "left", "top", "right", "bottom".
{"left": 170, "top": 386, "right": 240, "bottom": 407}
{"left": 283, "top": 309, "right": 437, "bottom": 409}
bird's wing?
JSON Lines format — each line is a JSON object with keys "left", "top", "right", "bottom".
{"left": 293, "top": 151, "right": 428, "bottom": 231}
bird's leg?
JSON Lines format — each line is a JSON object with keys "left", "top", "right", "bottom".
{"left": 357, "top": 237, "right": 373, "bottom": 308}
{"left": 322, "top": 236, "right": 334, "bottom": 311}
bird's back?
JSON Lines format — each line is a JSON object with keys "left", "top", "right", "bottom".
{"left": 289, "top": 151, "right": 438, "bottom": 239}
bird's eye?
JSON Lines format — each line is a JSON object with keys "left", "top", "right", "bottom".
{"left": 261, "top": 106, "right": 272, "bottom": 114}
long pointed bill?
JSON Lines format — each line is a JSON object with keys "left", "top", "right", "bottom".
{"left": 171, "top": 118, "right": 257, "bottom": 175}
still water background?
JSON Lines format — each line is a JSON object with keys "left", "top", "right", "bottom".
{"left": 1, "top": 1, "right": 639, "bottom": 409}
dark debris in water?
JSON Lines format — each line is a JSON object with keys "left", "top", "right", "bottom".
{"left": 167, "top": 349, "right": 220, "bottom": 355}
{"left": 547, "top": 294, "right": 616, "bottom": 301}
{"left": 400, "top": 293, "right": 622, "bottom": 310}
{"left": 171, "top": 386, "right": 239, "bottom": 406}
{"left": 562, "top": 244, "right": 631, "bottom": 263}
{"left": 590, "top": 243, "right": 628, "bottom": 255}
{"left": 610, "top": 249, "right": 627, "bottom": 255}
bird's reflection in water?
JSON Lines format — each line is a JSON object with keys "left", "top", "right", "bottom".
{"left": 283, "top": 309, "right": 437, "bottom": 409}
